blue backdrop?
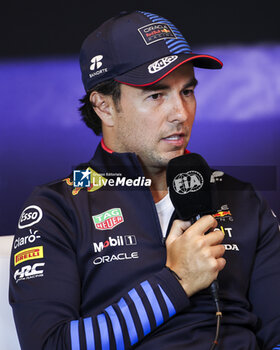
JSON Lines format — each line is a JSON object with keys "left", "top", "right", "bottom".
{"left": 1, "top": 44, "right": 279, "bottom": 235}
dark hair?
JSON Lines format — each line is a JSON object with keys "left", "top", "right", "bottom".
{"left": 79, "top": 79, "right": 121, "bottom": 135}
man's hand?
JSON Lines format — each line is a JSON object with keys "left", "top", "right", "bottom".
{"left": 165, "top": 215, "right": 226, "bottom": 297}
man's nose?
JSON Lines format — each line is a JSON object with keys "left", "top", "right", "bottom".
{"left": 167, "top": 95, "right": 188, "bottom": 124}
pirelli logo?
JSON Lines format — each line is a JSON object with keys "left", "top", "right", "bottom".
{"left": 14, "top": 246, "right": 44, "bottom": 266}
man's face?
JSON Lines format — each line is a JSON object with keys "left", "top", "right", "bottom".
{"left": 111, "top": 63, "right": 197, "bottom": 169}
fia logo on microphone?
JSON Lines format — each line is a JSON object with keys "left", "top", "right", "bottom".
{"left": 173, "top": 171, "right": 204, "bottom": 195}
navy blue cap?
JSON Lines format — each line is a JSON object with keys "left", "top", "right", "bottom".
{"left": 79, "top": 11, "right": 223, "bottom": 91}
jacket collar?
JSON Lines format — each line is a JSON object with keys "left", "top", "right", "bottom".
{"left": 90, "top": 138, "right": 190, "bottom": 180}
{"left": 89, "top": 139, "right": 145, "bottom": 179}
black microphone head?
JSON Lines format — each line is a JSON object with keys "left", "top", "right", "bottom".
{"left": 166, "top": 153, "right": 214, "bottom": 220}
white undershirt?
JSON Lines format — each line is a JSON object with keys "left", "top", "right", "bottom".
{"left": 155, "top": 192, "right": 175, "bottom": 238}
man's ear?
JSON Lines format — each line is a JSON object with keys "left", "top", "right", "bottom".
{"left": 90, "top": 91, "right": 115, "bottom": 127}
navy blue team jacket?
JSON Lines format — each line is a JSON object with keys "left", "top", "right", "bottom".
{"left": 9, "top": 141, "right": 280, "bottom": 349}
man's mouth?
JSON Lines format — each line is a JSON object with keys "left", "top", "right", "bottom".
{"left": 162, "top": 133, "right": 186, "bottom": 146}
{"left": 164, "top": 135, "right": 182, "bottom": 140}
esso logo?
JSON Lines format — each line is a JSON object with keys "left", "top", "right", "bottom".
{"left": 18, "top": 205, "right": 43, "bottom": 229}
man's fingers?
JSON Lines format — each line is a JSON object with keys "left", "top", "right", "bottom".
{"left": 183, "top": 215, "right": 217, "bottom": 238}
{"left": 165, "top": 215, "right": 227, "bottom": 297}
{"left": 203, "top": 229, "right": 225, "bottom": 246}
{"left": 166, "top": 219, "right": 191, "bottom": 246}
{"left": 166, "top": 216, "right": 220, "bottom": 247}
{"left": 207, "top": 254, "right": 227, "bottom": 276}
{"left": 216, "top": 257, "right": 227, "bottom": 271}
{"left": 210, "top": 244, "right": 226, "bottom": 259}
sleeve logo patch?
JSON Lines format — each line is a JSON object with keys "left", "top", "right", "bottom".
{"left": 14, "top": 246, "right": 44, "bottom": 266}
{"left": 138, "top": 22, "right": 176, "bottom": 45}
{"left": 18, "top": 205, "right": 43, "bottom": 229}
{"left": 14, "top": 263, "right": 45, "bottom": 283}
{"left": 92, "top": 208, "right": 124, "bottom": 230}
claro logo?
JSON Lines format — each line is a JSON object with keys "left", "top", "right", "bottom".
{"left": 18, "top": 205, "right": 43, "bottom": 229}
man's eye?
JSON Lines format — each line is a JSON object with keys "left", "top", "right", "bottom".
{"left": 183, "top": 89, "right": 194, "bottom": 97}
{"left": 149, "top": 93, "right": 161, "bottom": 100}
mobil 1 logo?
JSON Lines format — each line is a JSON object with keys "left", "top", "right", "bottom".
{"left": 93, "top": 235, "right": 137, "bottom": 253}
{"left": 92, "top": 235, "right": 139, "bottom": 265}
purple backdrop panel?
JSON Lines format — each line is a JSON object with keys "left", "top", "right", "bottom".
{"left": 190, "top": 44, "right": 279, "bottom": 217}
{"left": 0, "top": 45, "right": 279, "bottom": 235}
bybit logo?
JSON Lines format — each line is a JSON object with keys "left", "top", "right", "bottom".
{"left": 90, "top": 55, "right": 103, "bottom": 71}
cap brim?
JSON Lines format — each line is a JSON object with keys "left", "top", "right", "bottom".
{"left": 115, "top": 53, "right": 223, "bottom": 86}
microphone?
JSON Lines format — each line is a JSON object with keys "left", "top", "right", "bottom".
{"left": 166, "top": 153, "right": 222, "bottom": 349}
{"left": 166, "top": 153, "right": 215, "bottom": 223}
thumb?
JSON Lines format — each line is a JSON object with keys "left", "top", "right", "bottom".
{"left": 165, "top": 219, "right": 191, "bottom": 246}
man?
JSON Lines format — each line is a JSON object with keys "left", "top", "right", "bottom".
{"left": 10, "top": 11, "right": 280, "bottom": 350}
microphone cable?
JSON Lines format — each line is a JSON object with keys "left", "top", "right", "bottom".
{"left": 209, "top": 280, "right": 222, "bottom": 350}
{"left": 195, "top": 215, "right": 222, "bottom": 350}
{"left": 166, "top": 153, "right": 224, "bottom": 349}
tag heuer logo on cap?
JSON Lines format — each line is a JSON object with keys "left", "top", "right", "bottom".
{"left": 92, "top": 208, "right": 124, "bottom": 230}
{"left": 148, "top": 55, "right": 178, "bottom": 74}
